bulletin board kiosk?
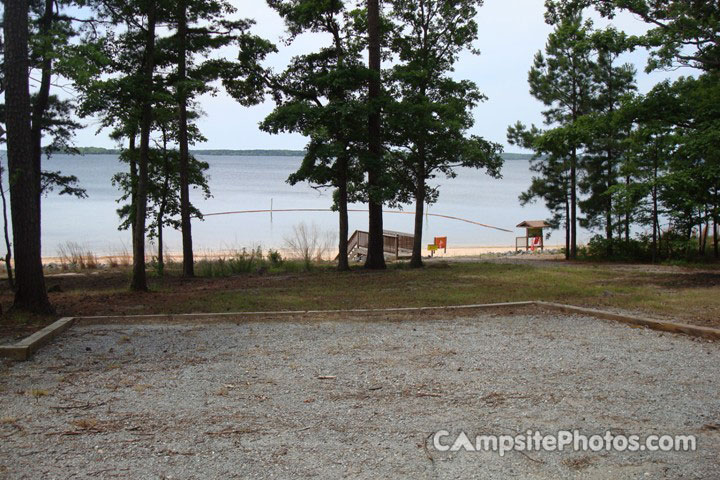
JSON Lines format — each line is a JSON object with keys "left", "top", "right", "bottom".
{"left": 516, "top": 220, "right": 549, "bottom": 252}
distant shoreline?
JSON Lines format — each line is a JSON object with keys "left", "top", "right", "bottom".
{"left": 75, "top": 148, "right": 309, "bottom": 157}
{"left": 1, "top": 148, "right": 535, "bottom": 160}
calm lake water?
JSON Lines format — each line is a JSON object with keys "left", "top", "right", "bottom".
{"left": 30, "top": 154, "right": 594, "bottom": 256}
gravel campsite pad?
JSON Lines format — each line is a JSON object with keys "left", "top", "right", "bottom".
{"left": 1, "top": 312, "right": 719, "bottom": 479}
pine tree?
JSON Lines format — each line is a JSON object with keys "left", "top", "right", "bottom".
{"left": 578, "top": 27, "right": 636, "bottom": 255}
{"left": 113, "top": 107, "right": 210, "bottom": 276}
{"left": 3, "top": 0, "right": 54, "bottom": 313}
{"left": 172, "top": 0, "right": 274, "bottom": 277}
{"left": 524, "top": 5, "right": 594, "bottom": 259}
{"left": 386, "top": 0, "right": 503, "bottom": 268}
{"left": 508, "top": 122, "right": 573, "bottom": 258}
{"left": 365, "top": 0, "right": 387, "bottom": 269}
{"left": 263, "top": 0, "right": 370, "bottom": 271}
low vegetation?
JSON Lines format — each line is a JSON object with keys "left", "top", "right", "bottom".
{"left": 579, "top": 233, "right": 720, "bottom": 263}
{"left": 3, "top": 259, "right": 719, "bottom": 336}
{"left": 56, "top": 242, "right": 98, "bottom": 271}
{"left": 194, "top": 248, "right": 314, "bottom": 277}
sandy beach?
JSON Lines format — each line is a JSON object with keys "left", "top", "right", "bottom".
{"left": 35, "top": 244, "right": 566, "bottom": 267}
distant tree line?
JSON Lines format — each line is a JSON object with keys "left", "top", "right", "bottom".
{"left": 510, "top": 0, "right": 720, "bottom": 262}
{"left": 43, "top": 147, "right": 309, "bottom": 156}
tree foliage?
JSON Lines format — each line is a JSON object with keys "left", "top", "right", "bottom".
{"left": 386, "top": 0, "right": 503, "bottom": 267}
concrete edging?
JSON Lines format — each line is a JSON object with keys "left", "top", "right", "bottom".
{"left": 0, "top": 317, "right": 75, "bottom": 361}
{"left": 536, "top": 302, "right": 720, "bottom": 341}
{"left": 1, "top": 301, "right": 718, "bottom": 361}
{"left": 73, "top": 301, "right": 536, "bottom": 325}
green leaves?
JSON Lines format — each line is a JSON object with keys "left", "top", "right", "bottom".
{"left": 385, "top": 0, "right": 503, "bottom": 207}
{"left": 262, "top": 0, "right": 369, "bottom": 206}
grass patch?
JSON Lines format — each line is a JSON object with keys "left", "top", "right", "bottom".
{"left": 6, "top": 258, "right": 720, "bottom": 329}
{"left": 169, "top": 261, "right": 720, "bottom": 327}
{"left": 192, "top": 247, "right": 332, "bottom": 278}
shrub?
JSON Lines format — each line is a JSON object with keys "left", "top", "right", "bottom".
{"left": 57, "top": 242, "right": 98, "bottom": 270}
{"left": 578, "top": 230, "right": 718, "bottom": 263}
{"left": 267, "top": 249, "right": 283, "bottom": 266}
{"left": 283, "top": 222, "right": 336, "bottom": 270}
{"left": 195, "top": 247, "right": 266, "bottom": 278}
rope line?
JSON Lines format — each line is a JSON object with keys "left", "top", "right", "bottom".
{"left": 200, "top": 208, "right": 513, "bottom": 233}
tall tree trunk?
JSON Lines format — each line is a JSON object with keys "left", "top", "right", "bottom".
{"left": 131, "top": 5, "right": 157, "bottom": 292}
{"left": 30, "top": 0, "right": 54, "bottom": 228}
{"left": 606, "top": 151, "right": 613, "bottom": 257}
{"left": 128, "top": 133, "right": 138, "bottom": 251}
{"left": 714, "top": 188, "right": 719, "bottom": 260}
{"left": 570, "top": 147, "right": 577, "bottom": 259}
{"left": 565, "top": 193, "right": 570, "bottom": 260}
{"left": 364, "top": 0, "right": 386, "bottom": 270}
{"left": 3, "top": 0, "right": 53, "bottom": 313}
{"left": 410, "top": 163, "right": 425, "bottom": 268}
{"left": 624, "top": 174, "right": 631, "bottom": 243}
{"left": 651, "top": 153, "right": 658, "bottom": 263}
{"left": 652, "top": 184, "right": 659, "bottom": 264}
{"left": 177, "top": 0, "right": 194, "bottom": 277}
{"left": 157, "top": 222, "right": 164, "bottom": 276}
{"left": 605, "top": 74, "right": 614, "bottom": 257}
{"left": 0, "top": 167, "right": 14, "bottom": 290}
{"left": 156, "top": 133, "right": 172, "bottom": 277}
{"left": 337, "top": 154, "right": 350, "bottom": 271}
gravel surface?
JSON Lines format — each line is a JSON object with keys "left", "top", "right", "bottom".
{"left": 1, "top": 313, "right": 718, "bottom": 479}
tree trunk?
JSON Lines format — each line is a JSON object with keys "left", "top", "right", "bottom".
{"left": 157, "top": 222, "right": 164, "bottom": 276}
{"left": 565, "top": 193, "right": 570, "bottom": 260}
{"left": 30, "top": 0, "right": 54, "bottom": 223}
{"left": 624, "top": 174, "right": 631, "bottom": 243}
{"left": 177, "top": 0, "right": 194, "bottom": 277}
{"left": 156, "top": 134, "right": 172, "bottom": 277}
{"left": 0, "top": 168, "right": 14, "bottom": 290}
{"left": 337, "top": 155, "right": 350, "bottom": 271}
{"left": 606, "top": 151, "right": 613, "bottom": 257}
{"left": 3, "top": 0, "right": 53, "bottom": 313}
{"left": 364, "top": 0, "right": 386, "bottom": 270}
{"left": 652, "top": 185, "right": 659, "bottom": 264}
{"left": 652, "top": 154, "right": 658, "bottom": 263}
{"left": 605, "top": 72, "right": 614, "bottom": 257}
{"left": 570, "top": 147, "right": 577, "bottom": 259}
{"left": 131, "top": 5, "right": 157, "bottom": 292}
{"left": 410, "top": 164, "right": 425, "bottom": 268}
{"left": 129, "top": 133, "right": 138, "bottom": 250}
{"left": 714, "top": 188, "right": 719, "bottom": 260}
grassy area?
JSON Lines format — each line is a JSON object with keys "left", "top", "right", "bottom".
{"left": 178, "top": 262, "right": 720, "bottom": 325}
{"left": 3, "top": 259, "right": 716, "bottom": 332}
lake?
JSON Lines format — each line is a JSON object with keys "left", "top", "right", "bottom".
{"left": 28, "top": 154, "right": 594, "bottom": 256}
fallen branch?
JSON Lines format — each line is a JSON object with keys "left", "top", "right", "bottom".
{"left": 517, "top": 449, "right": 545, "bottom": 464}
{"left": 205, "top": 428, "right": 262, "bottom": 436}
{"left": 50, "top": 401, "right": 107, "bottom": 411}
{"left": 416, "top": 391, "right": 442, "bottom": 398}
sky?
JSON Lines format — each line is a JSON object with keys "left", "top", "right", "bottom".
{"left": 71, "top": 0, "right": 693, "bottom": 153}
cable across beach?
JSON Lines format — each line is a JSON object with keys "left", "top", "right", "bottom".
{"left": 200, "top": 208, "right": 514, "bottom": 233}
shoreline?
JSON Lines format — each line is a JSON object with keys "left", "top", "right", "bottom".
{"left": 36, "top": 244, "right": 565, "bottom": 267}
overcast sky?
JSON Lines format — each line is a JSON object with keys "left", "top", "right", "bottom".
{"left": 71, "top": 0, "right": 692, "bottom": 153}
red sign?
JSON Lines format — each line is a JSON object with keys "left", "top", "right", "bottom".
{"left": 434, "top": 237, "right": 448, "bottom": 251}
